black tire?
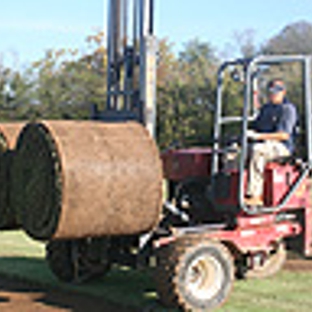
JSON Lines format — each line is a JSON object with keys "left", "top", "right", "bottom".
{"left": 155, "top": 236, "right": 234, "bottom": 311}
{"left": 246, "top": 242, "right": 286, "bottom": 279}
{"left": 46, "top": 240, "right": 75, "bottom": 282}
{"left": 46, "top": 238, "right": 111, "bottom": 283}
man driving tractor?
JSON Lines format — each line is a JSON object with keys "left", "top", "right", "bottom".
{"left": 245, "top": 78, "right": 298, "bottom": 206}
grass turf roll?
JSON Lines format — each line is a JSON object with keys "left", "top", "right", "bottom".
{"left": 0, "top": 123, "right": 25, "bottom": 229}
{"left": 12, "top": 120, "right": 163, "bottom": 240}
{"left": 0, "top": 123, "right": 25, "bottom": 149}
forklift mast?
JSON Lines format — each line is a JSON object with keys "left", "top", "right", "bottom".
{"left": 93, "top": 0, "right": 157, "bottom": 138}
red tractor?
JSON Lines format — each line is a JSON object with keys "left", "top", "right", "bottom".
{"left": 158, "top": 55, "right": 312, "bottom": 310}
{"left": 42, "top": 1, "right": 312, "bottom": 311}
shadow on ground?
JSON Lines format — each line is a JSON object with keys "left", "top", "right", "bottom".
{"left": 0, "top": 257, "right": 172, "bottom": 312}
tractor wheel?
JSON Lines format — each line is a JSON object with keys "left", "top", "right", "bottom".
{"left": 246, "top": 242, "right": 286, "bottom": 279}
{"left": 46, "top": 238, "right": 111, "bottom": 283}
{"left": 155, "top": 236, "right": 234, "bottom": 311}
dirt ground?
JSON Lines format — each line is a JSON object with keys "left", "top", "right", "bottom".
{"left": 284, "top": 258, "right": 312, "bottom": 271}
{"left": 0, "top": 275, "right": 140, "bottom": 312}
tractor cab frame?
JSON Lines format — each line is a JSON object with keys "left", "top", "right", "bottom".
{"left": 210, "top": 55, "right": 312, "bottom": 216}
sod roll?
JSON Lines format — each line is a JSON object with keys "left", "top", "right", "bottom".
{"left": 0, "top": 123, "right": 25, "bottom": 229}
{"left": 12, "top": 120, "right": 163, "bottom": 240}
{"left": 0, "top": 123, "right": 25, "bottom": 149}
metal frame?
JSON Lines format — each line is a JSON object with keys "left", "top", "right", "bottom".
{"left": 211, "top": 55, "right": 312, "bottom": 215}
{"left": 102, "top": 0, "right": 157, "bottom": 137}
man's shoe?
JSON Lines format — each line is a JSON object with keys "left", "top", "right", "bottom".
{"left": 244, "top": 196, "right": 264, "bottom": 206}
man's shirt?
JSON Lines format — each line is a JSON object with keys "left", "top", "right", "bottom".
{"left": 252, "top": 99, "right": 298, "bottom": 153}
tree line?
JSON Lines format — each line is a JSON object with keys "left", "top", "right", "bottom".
{"left": 1, "top": 20, "right": 312, "bottom": 149}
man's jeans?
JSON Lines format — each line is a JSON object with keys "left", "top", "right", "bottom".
{"left": 247, "top": 140, "right": 290, "bottom": 197}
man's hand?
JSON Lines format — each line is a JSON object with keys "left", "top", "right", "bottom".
{"left": 246, "top": 130, "right": 261, "bottom": 140}
{"left": 247, "top": 130, "right": 289, "bottom": 141}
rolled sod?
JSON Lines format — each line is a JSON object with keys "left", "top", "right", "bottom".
{"left": 12, "top": 120, "right": 163, "bottom": 240}
{"left": 0, "top": 123, "right": 25, "bottom": 229}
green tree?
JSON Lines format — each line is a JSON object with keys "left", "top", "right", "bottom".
{"left": 233, "top": 29, "right": 258, "bottom": 58}
{"left": 11, "top": 31, "right": 107, "bottom": 120}
{"left": 262, "top": 21, "right": 312, "bottom": 55}
{"left": 157, "top": 39, "right": 219, "bottom": 149}
{"left": 0, "top": 63, "right": 34, "bottom": 121}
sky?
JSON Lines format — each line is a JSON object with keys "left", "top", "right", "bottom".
{"left": 1, "top": 0, "right": 312, "bottom": 69}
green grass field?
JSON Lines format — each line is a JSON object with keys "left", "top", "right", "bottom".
{"left": 0, "top": 231, "right": 312, "bottom": 311}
